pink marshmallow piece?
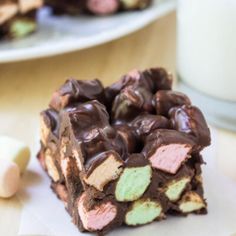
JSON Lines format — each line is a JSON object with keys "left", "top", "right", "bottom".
{"left": 87, "top": 0, "right": 119, "bottom": 15}
{"left": 149, "top": 144, "right": 191, "bottom": 174}
{"left": 78, "top": 193, "right": 117, "bottom": 231}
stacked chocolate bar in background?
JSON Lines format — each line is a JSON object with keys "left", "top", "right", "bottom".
{"left": 38, "top": 67, "right": 211, "bottom": 235}
{"left": 0, "top": 0, "right": 43, "bottom": 39}
{"left": 0, "top": 0, "right": 152, "bottom": 40}
{"left": 45, "top": 0, "right": 152, "bottom": 16}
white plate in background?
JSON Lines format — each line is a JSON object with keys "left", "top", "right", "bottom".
{"left": 0, "top": 0, "right": 176, "bottom": 63}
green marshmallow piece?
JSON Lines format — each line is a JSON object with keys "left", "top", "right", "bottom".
{"left": 115, "top": 165, "right": 151, "bottom": 202}
{"left": 165, "top": 177, "right": 190, "bottom": 202}
{"left": 10, "top": 19, "right": 36, "bottom": 38}
{"left": 125, "top": 199, "right": 162, "bottom": 226}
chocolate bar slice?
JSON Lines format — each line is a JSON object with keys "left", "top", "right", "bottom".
{"left": 0, "top": 0, "right": 43, "bottom": 39}
{"left": 38, "top": 67, "right": 211, "bottom": 235}
{"left": 45, "top": 0, "right": 152, "bottom": 16}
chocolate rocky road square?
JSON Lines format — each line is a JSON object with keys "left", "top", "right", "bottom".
{"left": 38, "top": 67, "right": 211, "bottom": 235}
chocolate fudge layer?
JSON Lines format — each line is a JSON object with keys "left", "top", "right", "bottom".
{"left": 0, "top": 0, "right": 43, "bottom": 39}
{"left": 45, "top": 0, "right": 152, "bottom": 16}
{"left": 38, "top": 67, "right": 211, "bottom": 235}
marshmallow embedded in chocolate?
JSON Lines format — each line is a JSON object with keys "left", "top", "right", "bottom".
{"left": 130, "top": 114, "right": 169, "bottom": 139}
{"left": 78, "top": 192, "right": 117, "bottom": 231}
{"left": 178, "top": 191, "right": 206, "bottom": 213}
{"left": 0, "top": 0, "right": 43, "bottom": 39}
{"left": 169, "top": 105, "right": 211, "bottom": 148}
{"left": 164, "top": 177, "right": 191, "bottom": 202}
{"left": 61, "top": 100, "right": 109, "bottom": 136}
{"left": 60, "top": 101, "right": 127, "bottom": 160}
{"left": 120, "top": 0, "right": 151, "bottom": 10}
{"left": 115, "top": 124, "right": 140, "bottom": 153}
{"left": 142, "top": 67, "right": 173, "bottom": 92}
{"left": 111, "top": 85, "right": 154, "bottom": 124}
{"left": 105, "top": 69, "right": 152, "bottom": 106}
{"left": 39, "top": 110, "right": 63, "bottom": 182}
{"left": 110, "top": 68, "right": 173, "bottom": 124}
{"left": 40, "top": 109, "right": 59, "bottom": 146}
{"left": 142, "top": 129, "right": 195, "bottom": 174}
{"left": 9, "top": 17, "right": 37, "bottom": 39}
{"left": 82, "top": 127, "right": 126, "bottom": 160}
{"left": 86, "top": 0, "right": 119, "bottom": 15}
{"left": 0, "top": 0, "right": 43, "bottom": 25}
{"left": 72, "top": 148, "right": 83, "bottom": 171}
{"left": 60, "top": 137, "right": 70, "bottom": 160}
{"left": 83, "top": 151, "right": 123, "bottom": 191}
{"left": 49, "top": 79, "right": 105, "bottom": 111}
{"left": 45, "top": 148, "right": 60, "bottom": 182}
{"left": 156, "top": 164, "right": 194, "bottom": 202}
{"left": 154, "top": 90, "right": 191, "bottom": 116}
{"left": 115, "top": 154, "right": 152, "bottom": 202}
{"left": 125, "top": 198, "right": 163, "bottom": 226}
{"left": 105, "top": 67, "right": 171, "bottom": 111}
{"left": 195, "top": 175, "right": 203, "bottom": 184}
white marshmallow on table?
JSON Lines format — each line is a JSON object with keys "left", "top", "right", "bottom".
{"left": 0, "top": 158, "right": 20, "bottom": 198}
{"left": 0, "top": 136, "right": 30, "bottom": 174}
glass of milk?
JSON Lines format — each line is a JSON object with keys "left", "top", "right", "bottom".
{"left": 177, "top": 0, "right": 236, "bottom": 131}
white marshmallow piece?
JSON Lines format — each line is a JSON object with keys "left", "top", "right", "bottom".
{"left": 0, "top": 3, "right": 18, "bottom": 25}
{"left": 0, "top": 159, "right": 20, "bottom": 198}
{"left": 0, "top": 136, "right": 30, "bottom": 174}
{"left": 18, "top": 0, "right": 43, "bottom": 14}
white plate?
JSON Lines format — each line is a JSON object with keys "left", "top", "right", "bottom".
{"left": 0, "top": 0, "right": 176, "bottom": 63}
